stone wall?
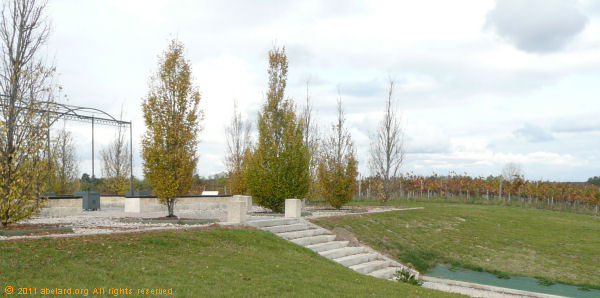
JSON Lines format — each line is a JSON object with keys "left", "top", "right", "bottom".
{"left": 39, "top": 198, "right": 83, "bottom": 217}
{"left": 100, "top": 196, "right": 125, "bottom": 209}
{"left": 124, "top": 196, "right": 241, "bottom": 213}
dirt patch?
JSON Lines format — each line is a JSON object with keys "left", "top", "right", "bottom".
{"left": 331, "top": 227, "right": 360, "bottom": 247}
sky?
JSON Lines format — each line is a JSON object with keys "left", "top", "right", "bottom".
{"left": 41, "top": 0, "right": 600, "bottom": 182}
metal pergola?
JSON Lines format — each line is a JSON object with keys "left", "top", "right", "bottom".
{"left": 0, "top": 99, "right": 134, "bottom": 194}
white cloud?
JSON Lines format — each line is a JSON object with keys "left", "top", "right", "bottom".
{"left": 485, "top": 0, "right": 589, "bottom": 53}
{"left": 39, "top": 0, "right": 600, "bottom": 182}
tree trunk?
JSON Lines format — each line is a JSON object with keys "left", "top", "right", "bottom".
{"left": 167, "top": 198, "right": 176, "bottom": 217}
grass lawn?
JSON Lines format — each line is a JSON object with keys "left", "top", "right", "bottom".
{"left": 0, "top": 226, "right": 459, "bottom": 297}
{"left": 312, "top": 201, "right": 600, "bottom": 289}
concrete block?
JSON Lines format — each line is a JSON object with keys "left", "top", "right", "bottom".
{"left": 233, "top": 195, "right": 252, "bottom": 212}
{"left": 227, "top": 200, "right": 247, "bottom": 223}
{"left": 285, "top": 199, "right": 302, "bottom": 218}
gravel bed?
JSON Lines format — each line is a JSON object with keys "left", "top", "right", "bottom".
{"left": 0, "top": 207, "right": 230, "bottom": 241}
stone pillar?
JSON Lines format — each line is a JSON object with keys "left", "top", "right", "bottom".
{"left": 285, "top": 199, "right": 302, "bottom": 218}
{"left": 233, "top": 195, "right": 252, "bottom": 213}
{"left": 227, "top": 200, "right": 247, "bottom": 223}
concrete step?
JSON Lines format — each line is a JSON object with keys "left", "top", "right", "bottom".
{"left": 319, "top": 246, "right": 368, "bottom": 260}
{"left": 278, "top": 228, "right": 330, "bottom": 240}
{"left": 334, "top": 253, "right": 380, "bottom": 267}
{"left": 248, "top": 218, "right": 300, "bottom": 228}
{"left": 306, "top": 240, "right": 349, "bottom": 252}
{"left": 291, "top": 234, "right": 336, "bottom": 246}
{"left": 263, "top": 223, "right": 309, "bottom": 233}
{"left": 350, "top": 260, "right": 390, "bottom": 274}
{"left": 369, "top": 267, "right": 400, "bottom": 280}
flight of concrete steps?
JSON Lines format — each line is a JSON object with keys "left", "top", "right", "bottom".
{"left": 247, "top": 217, "right": 417, "bottom": 281}
{"left": 246, "top": 216, "right": 567, "bottom": 298}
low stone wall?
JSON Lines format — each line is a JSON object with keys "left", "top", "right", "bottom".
{"left": 124, "top": 196, "right": 244, "bottom": 213}
{"left": 39, "top": 198, "right": 83, "bottom": 217}
{"left": 101, "top": 196, "right": 125, "bottom": 209}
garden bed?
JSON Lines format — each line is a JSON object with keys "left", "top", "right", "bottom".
{"left": 0, "top": 224, "right": 74, "bottom": 236}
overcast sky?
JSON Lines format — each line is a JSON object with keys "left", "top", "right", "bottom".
{"left": 43, "top": 0, "right": 600, "bottom": 182}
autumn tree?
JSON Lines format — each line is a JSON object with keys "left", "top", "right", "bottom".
{"left": 246, "top": 45, "right": 309, "bottom": 212}
{"left": 49, "top": 127, "right": 79, "bottom": 194}
{"left": 100, "top": 120, "right": 130, "bottom": 195}
{"left": 225, "top": 99, "right": 251, "bottom": 194}
{"left": 0, "top": 0, "right": 56, "bottom": 226}
{"left": 317, "top": 93, "right": 357, "bottom": 209}
{"left": 369, "top": 78, "right": 405, "bottom": 203}
{"left": 142, "top": 39, "right": 203, "bottom": 217}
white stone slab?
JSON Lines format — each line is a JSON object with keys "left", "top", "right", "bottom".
{"left": 285, "top": 199, "right": 302, "bottom": 218}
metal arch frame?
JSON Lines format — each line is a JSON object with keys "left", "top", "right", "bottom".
{"left": 0, "top": 98, "right": 134, "bottom": 195}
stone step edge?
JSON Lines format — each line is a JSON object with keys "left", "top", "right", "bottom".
{"left": 421, "top": 276, "right": 565, "bottom": 298}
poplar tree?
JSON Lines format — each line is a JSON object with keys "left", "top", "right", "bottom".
{"left": 246, "top": 45, "right": 309, "bottom": 212}
{"left": 317, "top": 94, "right": 358, "bottom": 209}
{"left": 142, "top": 39, "right": 203, "bottom": 217}
{"left": 0, "top": 0, "right": 55, "bottom": 226}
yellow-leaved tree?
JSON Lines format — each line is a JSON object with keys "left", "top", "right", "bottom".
{"left": 0, "top": 0, "right": 56, "bottom": 226}
{"left": 141, "top": 39, "right": 203, "bottom": 217}
{"left": 317, "top": 93, "right": 358, "bottom": 209}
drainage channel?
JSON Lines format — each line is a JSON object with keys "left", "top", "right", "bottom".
{"left": 427, "top": 266, "right": 599, "bottom": 298}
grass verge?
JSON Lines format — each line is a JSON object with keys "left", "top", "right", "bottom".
{"left": 312, "top": 201, "right": 600, "bottom": 289}
{"left": 0, "top": 226, "right": 460, "bottom": 297}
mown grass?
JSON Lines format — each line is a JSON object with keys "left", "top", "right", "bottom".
{"left": 312, "top": 201, "right": 600, "bottom": 289}
{"left": 0, "top": 226, "right": 460, "bottom": 297}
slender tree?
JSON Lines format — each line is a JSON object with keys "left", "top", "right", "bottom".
{"left": 0, "top": 0, "right": 56, "bottom": 226}
{"left": 101, "top": 115, "right": 130, "bottom": 195}
{"left": 246, "top": 45, "right": 309, "bottom": 212}
{"left": 49, "top": 127, "right": 79, "bottom": 194}
{"left": 369, "top": 78, "right": 405, "bottom": 203}
{"left": 142, "top": 39, "right": 203, "bottom": 217}
{"left": 302, "top": 79, "right": 320, "bottom": 201}
{"left": 225, "top": 99, "right": 251, "bottom": 194}
{"left": 317, "top": 93, "right": 357, "bottom": 209}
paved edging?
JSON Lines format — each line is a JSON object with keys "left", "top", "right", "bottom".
{"left": 421, "top": 276, "right": 566, "bottom": 298}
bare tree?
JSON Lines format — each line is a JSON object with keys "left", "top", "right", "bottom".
{"left": 100, "top": 114, "right": 131, "bottom": 195}
{"left": 368, "top": 78, "right": 404, "bottom": 203}
{"left": 302, "top": 79, "right": 320, "bottom": 200}
{"left": 225, "top": 99, "right": 251, "bottom": 194}
{"left": 0, "top": 0, "right": 56, "bottom": 226}
{"left": 49, "top": 127, "right": 78, "bottom": 194}
{"left": 502, "top": 162, "right": 523, "bottom": 182}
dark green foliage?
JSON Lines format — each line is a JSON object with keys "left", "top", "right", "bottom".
{"left": 246, "top": 46, "right": 309, "bottom": 212}
{"left": 587, "top": 176, "right": 600, "bottom": 186}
